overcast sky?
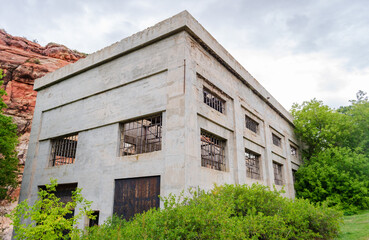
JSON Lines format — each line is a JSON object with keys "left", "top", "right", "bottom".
{"left": 1, "top": 0, "right": 368, "bottom": 111}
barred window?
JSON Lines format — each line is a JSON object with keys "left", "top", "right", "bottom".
{"left": 120, "top": 114, "right": 162, "bottom": 156}
{"left": 245, "top": 115, "right": 258, "bottom": 133}
{"left": 290, "top": 145, "right": 297, "bottom": 156}
{"left": 201, "top": 130, "right": 226, "bottom": 171}
{"left": 245, "top": 150, "right": 261, "bottom": 179}
{"left": 272, "top": 134, "right": 281, "bottom": 147}
{"left": 203, "top": 88, "right": 225, "bottom": 113}
{"left": 273, "top": 162, "right": 283, "bottom": 185}
{"left": 50, "top": 134, "right": 78, "bottom": 166}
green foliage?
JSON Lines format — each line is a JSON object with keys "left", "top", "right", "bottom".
{"left": 0, "top": 69, "right": 19, "bottom": 200}
{"left": 8, "top": 178, "right": 94, "bottom": 240}
{"left": 295, "top": 147, "right": 369, "bottom": 213}
{"left": 291, "top": 92, "right": 369, "bottom": 213}
{"left": 80, "top": 184, "right": 342, "bottom": 240}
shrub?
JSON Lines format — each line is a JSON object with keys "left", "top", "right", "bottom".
{"left": 8, "top": 179, "right": 94, "bottom": 240}
{"left": 79, "top": 184, "right": 342, "bottom": 240}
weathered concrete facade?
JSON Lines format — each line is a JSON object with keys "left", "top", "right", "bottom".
{"left": 19, "top": 11, "right": 301, "bottom": 227}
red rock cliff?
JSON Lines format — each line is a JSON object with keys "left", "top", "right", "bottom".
{"left": 0, "top": 29, "right": 85, "bottom": 239}
{"left": 0, "top": 29, "right": 85, "bottom": 165}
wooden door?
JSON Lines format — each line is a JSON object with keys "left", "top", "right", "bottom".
{"left": 113, "top": 176, "right": 160, "bottom": 220}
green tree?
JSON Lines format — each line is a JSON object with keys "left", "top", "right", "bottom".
{"left": 0, "top": 69, "right": 19, "bottom": 200}
{"left": 291, "top": 92, "right": 369, "bottom": 212}
{"left": 8, "top": 178, "right": 94, "bottom": 240}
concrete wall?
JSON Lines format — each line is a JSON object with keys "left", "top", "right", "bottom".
{"left": 19, "top": 11, "right": 302, "bottom": 228}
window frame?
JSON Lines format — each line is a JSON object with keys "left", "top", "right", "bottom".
{"left": 245, "top": 149, "right": 261, "bottom": 180}
{"left": 245, "top": 115, "right": 259, "bottom": 134}
{"left": 272, "top": 134, "right": 282, "bottom": 147}
{"left": 203, "top": 87, "right": 226, "bottom": 114}
{"left": 119, "top": 113, "right": 163, "bottom": 156}
{"left": 290, "top": 145, "right": 298, "bottom": 157}
{"left": 200, "top": 130, "right": 226, "bottom": 171}
{"left": 49, "top": 133, "right": 78, "bottom": 167}
{"left": 273, "top": 162, "right": 283, "bottom": 185}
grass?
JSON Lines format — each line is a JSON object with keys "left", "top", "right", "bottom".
{"left": 338, "top": 210, "right": 369, "bottom": 240}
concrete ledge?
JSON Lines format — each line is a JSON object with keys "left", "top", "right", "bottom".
{"left": 34, "top": 10, "right": 294, "bottom": 124}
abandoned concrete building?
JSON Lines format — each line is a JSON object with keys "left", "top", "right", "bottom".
{"left": 19, "top": 11, "right": 301, "bottom": 227}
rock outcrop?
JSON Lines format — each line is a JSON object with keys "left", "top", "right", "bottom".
{"left": 0, "top": 29, "right": 85, "bottom": 240}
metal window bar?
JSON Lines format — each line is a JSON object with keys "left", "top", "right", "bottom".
{"left": 272, "top": 134, "right": 281, "bottom": 147}
{"left": 203, "top": 89, "right": 225, "bottom": 113}
{"left": 200, "top": 130, "right": 226, "bottom": 171}
{"left": 120, "top": 114, "right": 162, "bottom": 156}
{"left": 245, "top": 150, "right": 261, "bottom": 179}
{"left": 50, "top": 134, "right": 78, "bottom": 166}
{"left": 245, "top": 115, "right": 259, "bottom": 133}
{"left": 273, "top": 162, "right": 283, "bottom": 185}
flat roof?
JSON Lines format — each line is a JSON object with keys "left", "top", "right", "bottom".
{"left": 34, "top": 10, "right": 294, "bottom": 124}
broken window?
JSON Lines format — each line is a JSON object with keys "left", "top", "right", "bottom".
{"left": 50, "top": 134, "right": 78, "bottom": 166}
{"left": 245, "top": 115, "right": 258, "bottom": 133}
{"left": 245, "top": 150, "right": 261, "bottom": 179}
{"left": 201, "top": 130, "right": 226, "bottom": 171}
{"left": 203, "top": 88, "right": 225, "bottom": 113}
{"left": 272, "top": 134, "right": 281, "bottom": 147}
{"left": 273, "top": 162, "right": 283, "bottom": 185}
{"left": 120, "top": 114, "right": 162, "bottom": 156}
{"left": 290, "top": 145, "right": 297, "bottom": 156}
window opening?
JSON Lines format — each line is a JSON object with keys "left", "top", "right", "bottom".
{"left": 273, "top": 162, "right": 283, "bottom": 185}
{"left": 245, "top": 150, "right": 261, "bottom": 179}
{"left": 272, "top": 134, "right": 281, "bottom": 147}
{"left": 245, "top": 115, "right": 259, "bottom": 133}
{"left": 200, "top": 130, "right": 226, "bottom": 171}
{"left": 290, "top": 145, "right": 297, "bottom": 156}
{"left": 203, "top": 88, "right": 225, "bottom": 113}
{"left": 50, "top": 134, "right": 78, "bottom": 166}
{"left": 292, "top": 169, "right": 297, "bottom": 184}
{"left": 89, "top": 211, "right": 100, "bottom": 227}
{"left": 120, "top": 114, "right": 162, "bottom": 156}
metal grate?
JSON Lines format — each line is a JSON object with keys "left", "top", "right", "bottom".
{"left": 50, "top": 134, "right": 78, "bottom": 166}
{"left": 203, "top": 88, "right": 225, "bottom": 113}
{"left": 245, "top": 115, "right": 258, "bottom": 133}
{"left": 272, "top": 134, "right": 281, "bottom": 147}
{"left": 201, "top": 130, "right": 226, "bottom": 171}
{"left": 273, "top": 162, "right": 283, "bottom": 185}
{"left": 290, "top": 145, "right": 297, "bottom": 156}
{"left": 120, "top": 114, "right": 162, "bottom": 156}
{"left": 245, "top": 150, "right": 261, "bottom": 179}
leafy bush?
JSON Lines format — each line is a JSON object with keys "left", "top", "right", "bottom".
{"left": 8, "top": 179, "right": 94, "bottom": 240}
{"left": 80, "top": 184, "right": 342, "bottom": 240}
